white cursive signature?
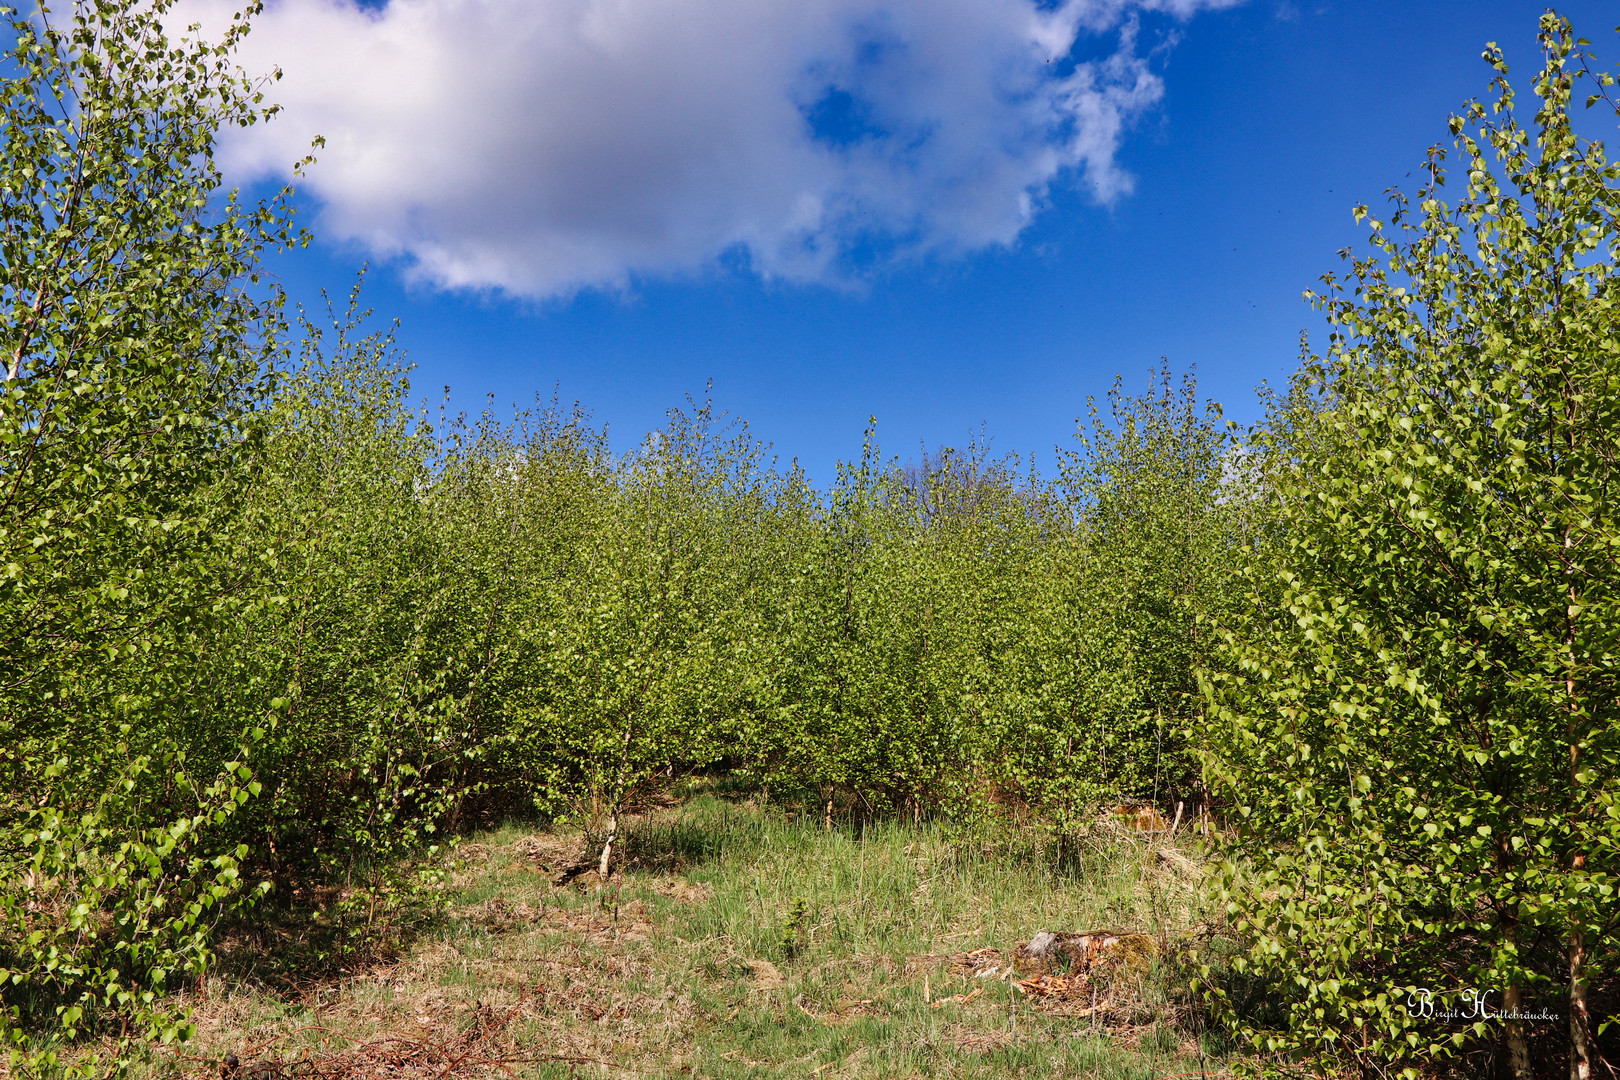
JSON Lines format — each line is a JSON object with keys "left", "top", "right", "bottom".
{"left": 1403, "top": 987, "right": 1497, "bottom": 1020}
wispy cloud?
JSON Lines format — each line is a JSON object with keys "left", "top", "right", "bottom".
{"left": 180, "top": 0, "right": 1240, "bottom": 298}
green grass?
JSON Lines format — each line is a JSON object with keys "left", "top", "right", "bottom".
{"left": 153, "top": 792, "right": 1231, "bottom": 1080}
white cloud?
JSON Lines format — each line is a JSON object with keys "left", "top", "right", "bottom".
{"left": 178, "top": 0, "right": 1238, "bottom": 298}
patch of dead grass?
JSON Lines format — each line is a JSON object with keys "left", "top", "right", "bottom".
{"left": 148, "top": 801, "right": 1227, "bottom": 1080}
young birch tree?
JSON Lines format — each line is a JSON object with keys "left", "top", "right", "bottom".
{"left": 1201, "top": 16, "right": 1620, "bottom": 1079}
{"left": 0, "top": 0, "right": 300, "bottom": 1066}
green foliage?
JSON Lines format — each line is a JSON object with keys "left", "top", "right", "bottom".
{"left": 986, "top": 368, "right": 1239, "bottom": 827}
{"left": 1199, "top": 16, "right": 1620, "bottom": 1077}
{"left": 222, "top": 342, "right": 1235, "bottom": 858}
{"left": 779, "top": 896, "right": 811, "bottom": 959}
{"left": 723, "top": 373, "right": 1242, "bottom": 827}
{"left": 223, "top": 286, "right": 470, "bottom": 881}
{"left": 486, "top": 394, "right": 781, "bottom": 848}
{"left": 0, "top": 754, "right": 264, "bottom": 1058}
{"left": 0, "top": 0, "right": 299, "bottom": 1067}
{"left": 745, "top": 428, "right": 991, "bottom": 815}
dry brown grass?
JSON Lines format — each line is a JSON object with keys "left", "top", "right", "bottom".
{"left": 129, "top": 796, "right": 1227, "bottom": 1080}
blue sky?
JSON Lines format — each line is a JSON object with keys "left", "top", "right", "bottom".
{"left": 233, "top": 0, "right": 1620, "bottom": 484}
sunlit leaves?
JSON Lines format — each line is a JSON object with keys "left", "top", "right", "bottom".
{"left": 1201, "top": 15, "right": 1620, "bottom": 1076}
{"left": 0, "top": 0, "right": 299, "bottom": 1066}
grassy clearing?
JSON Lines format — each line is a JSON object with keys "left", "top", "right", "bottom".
{"left": 143, "top": 790, "right": 1231, "bottom": 1080}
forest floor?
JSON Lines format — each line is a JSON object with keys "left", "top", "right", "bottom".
{"left": 143, "top": 787, "right": 1238, "bottom": 1080}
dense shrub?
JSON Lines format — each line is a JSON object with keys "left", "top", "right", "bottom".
{"left": 0, "top": 0, "right": 297, "bottom": 1064}
{"left": 1199, "top": 17, "right": 1620, "bottom": 1079}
